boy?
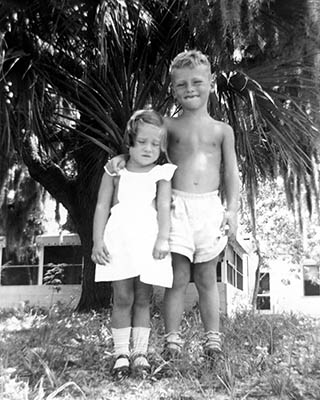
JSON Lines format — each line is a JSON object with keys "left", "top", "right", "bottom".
{"left": 108, "top": 50, "right": 240, "bottom": 359}
{"left": 162, "top": 50, "right": 239, "bottom": 359}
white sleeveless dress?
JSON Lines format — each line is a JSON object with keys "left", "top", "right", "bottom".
{"left": 95, "top": 163, "right": 177, "bottom": 288}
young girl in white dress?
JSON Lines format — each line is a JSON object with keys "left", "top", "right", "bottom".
{"left": 91, "top": 109, "right": 176, "bottom": 380}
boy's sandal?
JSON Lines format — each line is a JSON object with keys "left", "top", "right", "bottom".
{"left": 111, "top": 354, "right": 130, "bottom": 381}
{"left": 131, "top": 352, "right": 151, "bottom": 376}
{"left": 203, "top": 331, "right": 224, "bottom": 360}
{"left": 162, "top": 332, "right": 184, "bottom": 361}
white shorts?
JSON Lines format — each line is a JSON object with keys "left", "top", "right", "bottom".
{"left": 169, "top": 189, "right": 228, "bottom": 263}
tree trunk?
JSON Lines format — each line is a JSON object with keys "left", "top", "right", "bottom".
{"left": 75, "top": 224, "right": 112, "bottom": 312}
{"left": 22, "top": 134, "right": 112, "bottom": 311}
{"left": 251, "top": 237, "right": 263, "bottom": 311}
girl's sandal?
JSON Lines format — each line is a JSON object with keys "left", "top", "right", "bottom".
{"left": 111, "top": 354, "right": 130, "bottom": 381}
{"left": 131, "top": 352, "right": 151, "bottom": 378}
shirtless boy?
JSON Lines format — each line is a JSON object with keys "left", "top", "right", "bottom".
{"left": 108, "top": 50, "right": 240, "bottom": 359}
{"left": 162, "top": 50, "right": 239, "bottom": 358}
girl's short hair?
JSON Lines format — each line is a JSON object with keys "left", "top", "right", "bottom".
{"left": 124, "top": 109, "right": 167, "bottom": 159}
{"left": 169, "top": 50, "right": 211, "bottom": 75}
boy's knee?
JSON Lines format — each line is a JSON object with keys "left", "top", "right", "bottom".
{"left": 172, "top": 275, "right": 189, "bottom": 291}
{"left": 194, "top": 270, "right": 217, "bottom": 290}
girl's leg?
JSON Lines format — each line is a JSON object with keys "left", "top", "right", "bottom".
{"left": 112, "top": 278, "right": 135, "bottom": 328}
{"left": 111, "top": 279, "right": 135, "bottom": 378}
{"left": 131, "top": 278, "right": 152, "bottom": 372}
{"left": 132, "top": 278, "right": 152, "bottom": 327}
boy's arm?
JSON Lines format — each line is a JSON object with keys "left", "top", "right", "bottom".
{"left": 105, "top": 154, "right": 128, "bottom": 175}
{"left": 222, "top": 124, "right": 240, "bottom": 240}
{"left": 153, "top": 179, "right": 172, "bottom": 259}
{"left": 91, "top": 172, "right": 114, "bottom": 264}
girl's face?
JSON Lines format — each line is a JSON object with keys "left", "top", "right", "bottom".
{"left": 129, "top": 122, "right": 163, "bottom": 169}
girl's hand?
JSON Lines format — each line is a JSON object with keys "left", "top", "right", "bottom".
{"left": 106, "top": 154, "right": 127, "bottom": 175}
{"left": 153, "top": 237, "right": 170, "bottom": 260}
{"left": 91, "top": 241, "right": 111, "bottom": 265}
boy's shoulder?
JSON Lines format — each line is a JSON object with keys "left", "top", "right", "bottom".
{"left": 207, "top": 117, "right": 233, "bottom": 134}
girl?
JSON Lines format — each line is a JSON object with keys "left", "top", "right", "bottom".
{"left": 91, "top": 109, "right": 176, "bottom": 380}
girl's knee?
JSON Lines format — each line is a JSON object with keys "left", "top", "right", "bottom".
{"left": 134, "top": 292, "right": 151, "bottom": 309}
{"left": 113, "top": 289, "right": 134, "bottom": 308}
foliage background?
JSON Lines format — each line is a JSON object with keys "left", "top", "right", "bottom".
{"left": 0, "top": 0, "right": 320, "bottom": 309}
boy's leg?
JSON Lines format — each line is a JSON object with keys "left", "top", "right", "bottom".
{"left": 193, "top": 257, "right": 223, "bottom": 355}
{"left": 193, "top": 257, "right": 220, "bottom": 331}
{"left": 163, "top": 253, "right": 191, "bottom": 357}
{"left": 131, "top": 279, "right": 152, "bottom": 372}
{"left": 111, "top": 279, "right": 135, "bottom": 379}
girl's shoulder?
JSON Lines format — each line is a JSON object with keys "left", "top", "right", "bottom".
{"left": 152, "top": 163, "right": 177, "bottom": 181}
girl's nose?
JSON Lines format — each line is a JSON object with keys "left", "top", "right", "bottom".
{"left": 144, "top": 142, "right": 152, "bottom": 152}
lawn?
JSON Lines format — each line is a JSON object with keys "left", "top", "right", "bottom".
{"left": 0, "top": 301, "right": 319, "bottom": 400}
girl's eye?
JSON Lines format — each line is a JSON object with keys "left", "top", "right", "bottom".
{"left": 152, "top": 142, "right": 160, "bottom": 147}
{"left": 137, "top": 139, "right": 146, "bottom": 144}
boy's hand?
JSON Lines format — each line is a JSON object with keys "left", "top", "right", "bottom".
{"left": 91, "top": 241, "right": 111, "bottom": 265}
{"left": 221, "top": 210, "right": 238, "bottom": 241}
{"left": 106, "top": 154, "right": 126, "bottom": 175}
{"left": 153, "top": 237, "right": 170, "bottom": 260}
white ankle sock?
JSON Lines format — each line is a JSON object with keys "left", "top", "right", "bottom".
{"left": 131, "top": 327, "right": 150, "bottom": 367}
{"left": 132, "top": 327, "right": 150, "bottom": 355}
{"left": 112, "top": 327, "right": 131, "bottom": 357}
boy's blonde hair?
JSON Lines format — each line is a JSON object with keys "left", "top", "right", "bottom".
{"left": 125, "top": 109, "right": 167, "bottom": 154}
{"left": 169, "top": 50, "right": 211, "bottom": 76}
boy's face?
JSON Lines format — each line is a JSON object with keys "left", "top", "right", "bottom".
{"left": 129, "top": 122, "right": 162, "bottom": 167}
{"left": 171, "top": 64, "right": 212, "bottom": 111}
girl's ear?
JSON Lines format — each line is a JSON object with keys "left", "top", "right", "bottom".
{"left": 210, "top": 73, "right": 215, "bottom": 93}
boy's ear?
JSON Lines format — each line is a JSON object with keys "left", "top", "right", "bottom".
{"left": 169, "top": 83, "right": 176, "bottom": 98}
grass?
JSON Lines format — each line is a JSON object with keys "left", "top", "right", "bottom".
{"left": 0, "top": 301, "right": 320, "bottom": 400}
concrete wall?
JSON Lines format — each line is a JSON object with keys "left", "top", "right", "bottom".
{"left": 0, "top": 285, "right": 81, "bottom": 309}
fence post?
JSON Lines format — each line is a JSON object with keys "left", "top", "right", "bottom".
{"left": 37, "top": 243, "right": 44, "bottom": 286}
{"left": 0, "top": 236, "right": 6, "bottom": 286}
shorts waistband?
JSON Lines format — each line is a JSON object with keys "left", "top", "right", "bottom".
{"left": 172, "top": 189, "right": 219, "bottom": 199}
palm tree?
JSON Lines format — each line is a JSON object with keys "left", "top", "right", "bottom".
{"left": 0, "top": 0, "right": 319, "bottom": 310}
{"left": 0, "top": 0, "right": 188, "bottom": 310}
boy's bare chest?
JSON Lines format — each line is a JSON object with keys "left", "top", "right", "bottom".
{"left": 169, "top": 128, "right": 220, "bottom": 150}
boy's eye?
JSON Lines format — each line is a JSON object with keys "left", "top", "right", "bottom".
{"left": 137, "top": 139, "right": 146, "bottom": 144}
{"left": 152, "top": 142, "right": 160, "bottom": 147}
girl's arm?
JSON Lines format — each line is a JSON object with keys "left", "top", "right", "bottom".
{"left": 91, "top": 172, "right": 114, "bottom": 264}
{"left": 153, "top": 179, "right": 172, "bottom": 259}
